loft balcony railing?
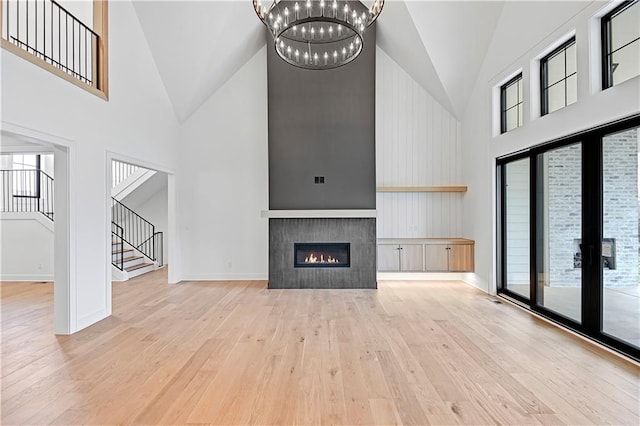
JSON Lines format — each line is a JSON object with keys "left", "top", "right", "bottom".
{"left": 1, "top": 0, "right": 106, "bottom": 92}
{"left": 112, "top": 160, "right": 139, "bottom": 189}
{"left": 0, "top": 169, "right": 54, "bottom": 220}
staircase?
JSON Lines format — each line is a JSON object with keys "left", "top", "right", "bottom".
{"left": 112, "top": 239, "right": 155, "bottom": 279}
{"left": 111, "top": 199, "right": 163, "bottom": 282}
{"left": 1, "top": 165, "right": 164, "bottom": 282}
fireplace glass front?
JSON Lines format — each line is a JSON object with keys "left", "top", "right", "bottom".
{"left": 294, "top": 242, "right": 350, "bottom": 268}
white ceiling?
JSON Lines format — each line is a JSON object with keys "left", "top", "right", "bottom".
{"left": 132, "top": 0, "right": 505, "bottom": 122}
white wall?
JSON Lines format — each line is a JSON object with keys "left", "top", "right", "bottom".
{"left": 1, "top": 0, "right": 179, "bottom": 332}
{"left": 177, "top": 47, "right": 269, "bottom": 281}
{"left": 461, "top": 1, "right": 640, "bottom": 293}
{"left": 376, "top": 47, "right": 463, "bottom": 238}
{"left": 0, "top": 214, "right": 54, "bottom": 280}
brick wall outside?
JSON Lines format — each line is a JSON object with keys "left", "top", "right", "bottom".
{"left": 547, "top": 130, "right": 638, "bottom": 287}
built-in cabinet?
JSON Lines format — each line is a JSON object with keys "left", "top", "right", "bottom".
{"left": 377, "top": 238, "right": 474, "bottom": 272}
{"left": 377, "top": 243, "right": 424, "bottom": 271}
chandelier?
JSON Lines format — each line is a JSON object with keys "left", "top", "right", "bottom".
{"left": 253, "top": 0, "right": 384, "bottom": 70}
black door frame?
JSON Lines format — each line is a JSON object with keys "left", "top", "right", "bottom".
{"left": 497, "top": 113, "right": 640, "bottom": 361}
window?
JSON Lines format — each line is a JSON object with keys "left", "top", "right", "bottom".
{"left": 602, "top": 0, "right": 640, "bottom": 89}
{"left": 500, "top": 74, "right": 523, "bottom": 133}
{"left": 541, "top": 37, "right": 577, "bottom": 115}
{"left": 12, "top": 154, "right": 40, "bottom": 197}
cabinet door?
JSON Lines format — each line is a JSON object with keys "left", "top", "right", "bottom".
{"left": 424, "top": 244, "right": 448, "bottom": 271}
{"left": 399, "top": 244, "right": 424, "bottom": 271}
{"left": 449, "top": 244, "right": 474, "bottom": 272}
{"left": 377, "top": 244, "right": 400, "bottom": 271}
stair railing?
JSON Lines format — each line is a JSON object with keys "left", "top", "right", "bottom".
{"left": 0, "top": 169, "right": 54, "bottom": 220}
{"left": 111, "top": 222, "right": 124, "bottom": 270}
{"left": 111, "top": 197, "right": 163, "bottom": 266}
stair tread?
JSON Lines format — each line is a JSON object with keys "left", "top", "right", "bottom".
{"left": 123, "top": 255, "right": 144, "bottom": 262}
{"left": 112, "top": 248, "right": 134, "bottom": 254}
{"left": 125, "top": 262, "right": 154, "bottom": 272}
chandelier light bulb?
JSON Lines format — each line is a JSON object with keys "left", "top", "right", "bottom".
{"left": 253, "top": 0, "right": 384, "bottom": 70}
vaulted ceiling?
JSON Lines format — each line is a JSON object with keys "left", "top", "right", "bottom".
{"left": 133, "top": 1, "right": 505, "bottom": 122}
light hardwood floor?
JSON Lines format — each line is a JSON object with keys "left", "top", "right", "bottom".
{"left": 2, "top": 270, "right": 639, "bottom": 425}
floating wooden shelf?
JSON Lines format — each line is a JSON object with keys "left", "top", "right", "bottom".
{"left": 376, "top": 186, "right": 468, "bottom": 193}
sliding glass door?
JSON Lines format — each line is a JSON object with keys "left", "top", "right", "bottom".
{"left": 497, "top": 115, "right": 640, "bottom": 361}
{"left": 602, "top": 127, "right": 640, "bottom": 349}
{"left": 502, "top": 158, "right": 531, "bottom": 300}
{"left": 537, "top": 143, "right": 583, "bottom": 323}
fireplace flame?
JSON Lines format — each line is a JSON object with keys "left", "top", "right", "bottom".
{"left": 304, "top": 253, "right": 340, "bottom": 264}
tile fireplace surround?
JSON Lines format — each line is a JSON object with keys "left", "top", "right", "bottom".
{"left": 265, "top": 211, "right": 376, "bottom": 289}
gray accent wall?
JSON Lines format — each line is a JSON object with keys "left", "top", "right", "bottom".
{"left": 269, "top": 218, "right": 377, "bottom": 289}
{"left": 267, "top": 26, "right": 376, "bottom": 210}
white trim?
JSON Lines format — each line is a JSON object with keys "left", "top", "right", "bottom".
{"left": 0, "top": 274, "right": 54, "bottom": 281}
{"left": 0, "top": 144, "right": 55, "bottom": 154}
{"left": 534, "top": 29, "right": 577, "bottom": 61}
{"left": 462, "top": 272, "right": 492, "bottom": 294}
{"left": 1, "top": 120, "right": 77, "bottom": 335}
{"left": 76, "top": 308, "right": 108, "bottom": 332}
{"left": 531, "top": 29, "right": 577, "bottom": 122}
{"left": 261, "top": 209, "right": 377, "bottom": 218}
{"left": 167, "top": 174, "right": 179, "bottom": 284}
{"left": 180, "top": 273, "right": 268, "bottom": 282}
{"left": 592, "top": 0, "right": 627, "bottom": 19}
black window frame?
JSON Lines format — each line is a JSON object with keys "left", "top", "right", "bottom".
{"left": 540, "top": 37, "right": 577, "bottom": 116}
{"left": 500, "top": 73, "right": 523, "bottom": 134}
{"left": 601, "top": 0, "right": 640, "bottom": 90}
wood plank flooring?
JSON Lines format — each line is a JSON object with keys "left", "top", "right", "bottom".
{"left": 1, "top": 270, "right": 639, "bottom": 425}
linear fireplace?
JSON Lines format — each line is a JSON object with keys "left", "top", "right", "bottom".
{"left": 268, "top": 217, "right": 376, "bottom": 289}
{"left": 294, "top": 242, "right": 350, "bottom": 268}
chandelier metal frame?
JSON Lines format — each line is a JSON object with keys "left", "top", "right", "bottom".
{"left": 253, "top": 0, "right": 384, "bottom": 70}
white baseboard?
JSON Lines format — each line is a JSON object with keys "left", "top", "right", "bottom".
{"left": 75, "top": 308, "right": 108, "bottom": 333}
{"left": 180, "top": 273, "right": 268, "bottom": 282}
{"left": 377, "top": 272, "right": 468, "bottom": 281}
{"left": 461, "top": 273, "right": 491, "bottom": 294}
{"left": 0, "top": 274, "right": 54, "bottom": 282}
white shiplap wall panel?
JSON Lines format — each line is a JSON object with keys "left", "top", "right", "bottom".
{"left": 376, "top": 47, "right": 463, "bottom": 238}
